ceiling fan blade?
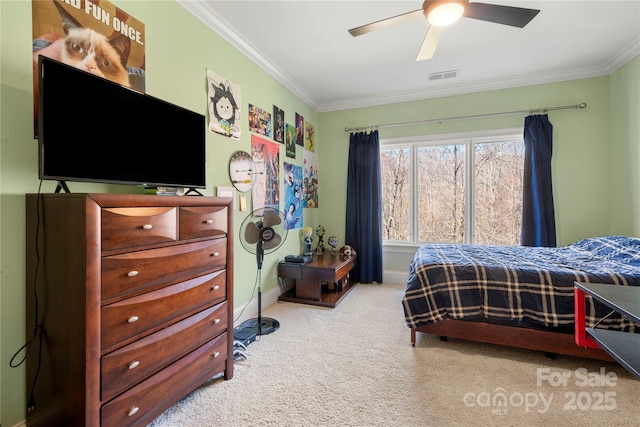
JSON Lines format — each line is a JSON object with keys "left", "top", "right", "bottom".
{"left": 464, "top": 3, "right": 540, "bottom": 28}
{"left": 348, "top": 9, "right": 423, "bottom": 37}
{"left": 262, "top": 210, "right": 282, "bottom": 228}
{"left": 244, "top": 222, "right": 261, "bottom": 244}
{"left": 416, "top": 25, "right": 441, "bottom": 61}
{"left": 263, "top": 233, "right": 282, "bottom": 251}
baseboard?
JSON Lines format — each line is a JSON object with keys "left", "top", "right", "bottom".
{"left": 383, "top": 270, "right": 408, "bottom": 285}
{"left": 234, "top": 269, "right": 408, "bottom": 323}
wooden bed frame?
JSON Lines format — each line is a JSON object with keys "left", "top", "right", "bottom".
{"left": 411, "top": 319, "right": 613, "bottom": 361}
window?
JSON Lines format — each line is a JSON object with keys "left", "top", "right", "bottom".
{"left": 381, "top": 128, "right": 524, "bottom": 245}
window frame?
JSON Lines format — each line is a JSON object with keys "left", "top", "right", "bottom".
{"left": 381, "top": 127, "right": 523, "bottom": 249}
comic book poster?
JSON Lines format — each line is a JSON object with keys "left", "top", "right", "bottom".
{"left": 274, "top": 105, "right": 284, "bottom": 143}
{"left": 283, "top": 162, "right": 303, "bottom": 229}
{"left": 249, "top": 104, "right": 273, "bottom": 138}
{"left": 251, "top": 135, "right": 280, "bottom": 210}
{"left": 32, "top": 0, "right": 146, "bottom": 137}
{"left": 285, "top": 123, "right": 296, "bottom": 159}
{"left": 207, "top": 69, "right": 241, "bottom": 139}
{"left": 305, "top": 121, "right": 315, "bottom": 152}
{"left": 303, "top": 150, "right": 319, "bottom": 208}
{"left": 295, "top": 113, "right": 304, "bottom": 146}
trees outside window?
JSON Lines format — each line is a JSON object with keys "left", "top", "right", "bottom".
{"left": 381, "top": 129, "right": 524, "bottom": 245}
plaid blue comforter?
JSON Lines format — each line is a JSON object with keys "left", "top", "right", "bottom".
{"left": 403, "top": 235, "right": 640, "bottom": 332}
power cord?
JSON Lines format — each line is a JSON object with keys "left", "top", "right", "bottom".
{"left": 10, "top": 182, "right": 45, "bottom": 412}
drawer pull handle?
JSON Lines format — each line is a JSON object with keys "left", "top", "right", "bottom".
{"left": 212, "top": 285, "right": 220, "bottom": 291}
{"left": 128, "top": 316, "right": 139, "bottom": 323}
{"left": 211, "top": 252, "right": 220, "bottom": 257}
{"left": 142, "top": 224, "right": 153, "bottom": 230}
{"left": 128, "top": 360, "right": 140, "bottom": 370}
{"left": 206, "top": 219, "right": 213, "bottom": 224}
{"left": 128, "top": 407, "right": 139, "bottom": 417}
{"left": 213, "top": 351, "right": 220, "bottom": 358}
{"left": 214, "top": 318, "right": 221, "bottom": 324}
{"left": 127, "top": 270, "right": 139, "bottom": 277}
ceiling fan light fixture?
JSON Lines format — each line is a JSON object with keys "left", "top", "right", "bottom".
{"left": 424, "top": 0, "right": 466, "bottom": 27}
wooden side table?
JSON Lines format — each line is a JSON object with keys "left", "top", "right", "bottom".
{"left": 278, "top": 254, "right": 357, "bottom": 308}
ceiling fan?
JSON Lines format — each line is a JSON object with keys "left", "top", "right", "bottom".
{"left": 348, "top": 1, "right": 540, "bottom": 61}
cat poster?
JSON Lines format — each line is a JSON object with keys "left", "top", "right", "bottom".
{"left": 251, "top": 135, "right": 280, "bottom": 211}
{"left": 207, "top": 69, "right": 241, "bottom": 139}
{"left": 283, "top": 162, "right": 303, "bottom": 229}
{"left": 32, "top": 0, "right": 146, "bottom": 137}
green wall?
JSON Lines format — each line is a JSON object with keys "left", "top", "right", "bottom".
{"left": 1, "top": 0, "right": 638, "bottom": 425}
{"left": 1, "top": 1, "right": 318, "bottom": 424}
{"left": 320, "top": 57, "right": 639, "bottom": 272}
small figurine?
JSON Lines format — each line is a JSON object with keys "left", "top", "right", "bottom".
{"left": 340, "top": 245, "right": 357, "bottom": 257}
{"left": 328, "top": 236, "right": 338, "bottom": 256}
{"left": 303, "top": 226, "right": 313, "bottom": 256}
{"left": 315, "top": 225, "right": 326, "bottom": 255}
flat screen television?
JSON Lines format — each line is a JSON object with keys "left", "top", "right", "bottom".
{"left": 37, "top": 56, "right": 206, "bottom": 191}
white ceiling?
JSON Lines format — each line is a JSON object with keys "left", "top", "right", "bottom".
{"left": 179, "top": 1, "right": 640, "bottom": 113}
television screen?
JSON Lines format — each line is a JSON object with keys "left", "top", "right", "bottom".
{"left": 38, "top": 56, "right": 206, "bottom": 190}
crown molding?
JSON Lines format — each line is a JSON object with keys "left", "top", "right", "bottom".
{"left": 179, "top": 1, "right": 638, "bottom": 114}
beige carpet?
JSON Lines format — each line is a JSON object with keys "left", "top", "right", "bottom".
{"left": 149, "top": 282, "right": 639, "bottom": 427}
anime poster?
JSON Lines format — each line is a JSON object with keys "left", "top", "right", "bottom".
{"left": 251, "top": 135, "right": 280, "bottom": 210}
{"left": 303, "top": 150, "right": 319, "bottom": 208}
{"left": 32, "top": 0, "right": 146, "bottom": 137}
{"left": 274, "top": 105, "right": 285, "bottom": 143}
{"left": 295, "top": 113, "right": 304, "bottom": 146}
{"left": 249, "top": 104, "right": 273, "bottom": 138}
{"left": 285, "top": 123, "right": 296, "bottom": 159}
{"left": 283, "top": 162, "right": 303, "bottom": 229}
{"left": 305, "top": 121, "right": 315, "bottom": 152}
{"left": 207, "top": 69, "right": 241, "bottom": 139}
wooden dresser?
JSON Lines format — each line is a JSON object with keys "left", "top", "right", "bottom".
{"left": 25, "top": 193, "right": 234, "bottom": 427}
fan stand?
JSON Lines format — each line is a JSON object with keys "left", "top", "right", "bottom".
{"left": 244, "top": 241, "right": 280, "bottom": 336}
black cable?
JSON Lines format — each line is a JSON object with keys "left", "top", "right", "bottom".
{"left": 9, "top": 181, "right": 45, "bottom": 411}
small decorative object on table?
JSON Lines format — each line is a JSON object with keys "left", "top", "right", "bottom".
{"left": 328, "top": 236, "right": 338, "bottom": 256}
{"left": 315, "top": 225, "right": 326, "bottom": 255}
{"left": 340, "top": 245, "right": 356, "bottom": 257}
{"left": 303, "top": 226, "right": 313, "bottom": 256}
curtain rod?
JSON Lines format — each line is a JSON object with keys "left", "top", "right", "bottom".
{"left": 344, "top": 102, "right": 587, "bottom": 132}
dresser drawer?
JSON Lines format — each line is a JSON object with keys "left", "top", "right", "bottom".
{"left": 101, "top": 302, "right": 227, "bottom": 401}
{"left": 179, "top": 206, "right": 228, "bottom": 240}
{"left": 101, "top": 333, "right": 227, "bottom": 427}
{"left": 101, "top": 239, "right": 227, "bottom": 301}
{"left": 102, "top": 207, "right": 177, "bottom": 251}
{"left": 102, "top": 269, "right": 225, "bottom": 350}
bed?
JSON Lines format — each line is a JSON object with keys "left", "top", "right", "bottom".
{"left": 402, "top": 235, "right": 640, "bottom": 360}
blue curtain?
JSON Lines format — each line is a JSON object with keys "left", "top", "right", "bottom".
{"left": 521, "top": 114, "right": 556, "bottom": 247}
{"left": 345, "top": 130, "right": 383, "bottom": 283}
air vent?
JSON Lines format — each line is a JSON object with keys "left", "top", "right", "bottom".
{"left": 428, "top": 70, "right": 458, "bottom": 81}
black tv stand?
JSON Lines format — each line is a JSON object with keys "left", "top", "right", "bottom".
{"left": 55, "top": 181, "right": 70, "bottom": 193}
{"left": 184, "top": 188, "right": 203, "bottom": 196}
